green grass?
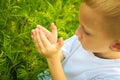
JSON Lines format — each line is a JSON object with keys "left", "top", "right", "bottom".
{"left": 0, "top": 0, "right": 81, "bottom": 80}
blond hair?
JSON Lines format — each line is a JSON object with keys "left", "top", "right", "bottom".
{"left": 83, "top": 0, "right": 120, "bottom": 39}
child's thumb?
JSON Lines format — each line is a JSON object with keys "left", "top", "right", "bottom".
{"left": 56, "top": 37, "right": 64, "bottom": 50}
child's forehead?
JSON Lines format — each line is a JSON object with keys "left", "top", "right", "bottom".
{"left": 79, "top": 3, "right": 108, "bottom": 34}
{"left": 80, "top": 3, "right": 103, "bottom": 18}
{"left": 80, "top": 3, "right": 104, "bottom": 26}
{"left": 81, "top": 1, "right": 120, "bottom": 39}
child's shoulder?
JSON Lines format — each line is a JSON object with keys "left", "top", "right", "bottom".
{"left": 64, "top": 35, "right": 80, "bottom": 46}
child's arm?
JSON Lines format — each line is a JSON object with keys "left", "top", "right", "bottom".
{"left": 46, "top": 51, "right": 66, "bottom": 80}
{"left": 31, "top": 23, "right": 66, "bottom": 80}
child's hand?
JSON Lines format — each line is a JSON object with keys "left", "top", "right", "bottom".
{"left": 31, "top": 23, "right": 64, "bottom": 59}
{"left": 36, "top": 23, "right": 57, "bottom": 44}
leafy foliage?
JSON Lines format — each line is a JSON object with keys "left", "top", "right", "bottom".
{"left": 0, "top": 0, "right": 81, "bottom": 80}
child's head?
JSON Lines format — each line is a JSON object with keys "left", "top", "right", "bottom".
{"left": 76, "top": 0, "right": 120, "bottom": 54}
{"left": 83, "top": 0, "right": 120, "bottom": 39}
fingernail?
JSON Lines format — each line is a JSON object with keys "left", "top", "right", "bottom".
{"left": 35, "top": 28, "right": 39, "bottom": 33}
{"left": 36, "top": 25, "right": 40, "bottom": 27}
{"left": 51, "top": 22, "right": 54, "bottom": 25}
{"left": 31, "top": 30, "right": 34, "bottom": 35}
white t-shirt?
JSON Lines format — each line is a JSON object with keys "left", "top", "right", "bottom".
{"left": 62, "top": 35, "right": 120, "bottom": 80}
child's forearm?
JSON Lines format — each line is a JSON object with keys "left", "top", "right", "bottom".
{"left": 46, "top": 54, "right": 67, "bottom": 80}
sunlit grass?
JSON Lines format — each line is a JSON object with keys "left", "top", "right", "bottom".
{"left": 0, "top": 0, "right": 81, "bottom": 79}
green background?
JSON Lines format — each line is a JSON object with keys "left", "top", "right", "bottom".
{"left": 0, "top": 0, "right": 81, "bottom": 79}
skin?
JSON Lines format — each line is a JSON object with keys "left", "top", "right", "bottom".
{"left": 31, "top": 23, "right": 66, "bottom": 80}
{"left": 76, "top": 3, "right": 120, "bottom": 59}
{"left": 31, "top": 2, "right": 120, "bottom": 80}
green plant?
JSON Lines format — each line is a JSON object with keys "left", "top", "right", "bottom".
{"left": 0, "top": 0, "right": 81, "bottom": 79}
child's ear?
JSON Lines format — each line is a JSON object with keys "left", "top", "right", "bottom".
{"left": 110, "top": 40, "right": 120, "bottom": 52}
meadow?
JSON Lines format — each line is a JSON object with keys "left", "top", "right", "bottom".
{"left": 0, "top": 0, "right": 81, "bottom": 79}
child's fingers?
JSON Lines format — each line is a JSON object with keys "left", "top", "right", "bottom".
{"left": 37, "top": 25, "right": 50, "bottom": 34}
{"left": 39, "top": 29, "right": 51, "bottom": 48}
{"left": 37, "top": 25, "right": 51, "bottom": 38}
{"left": 31, "top": 29, "right": 35, "bottom": 38}
{"left": 51, "top": 23, "right": 57, "bottom": 40}
{"left": 37, "top": 24, "right": 58, "bottom": 44}
{"left": 31, "top": 29, "right": 37, "bottom": 43}
{"left": 56, "top": 37, "right": 64, "bottom": 50}
{"left": 31, "top": 29, "right": 42, "bottom": 53}
{"left": 36, "top": 29, "right": 44, "bottom": 50}
{"left": 37, "top": 25, "right": 57, "bottom": 43}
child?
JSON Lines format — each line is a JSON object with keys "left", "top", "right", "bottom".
{"left": 31, "top": 0, "right": 120, "bottom": 80}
